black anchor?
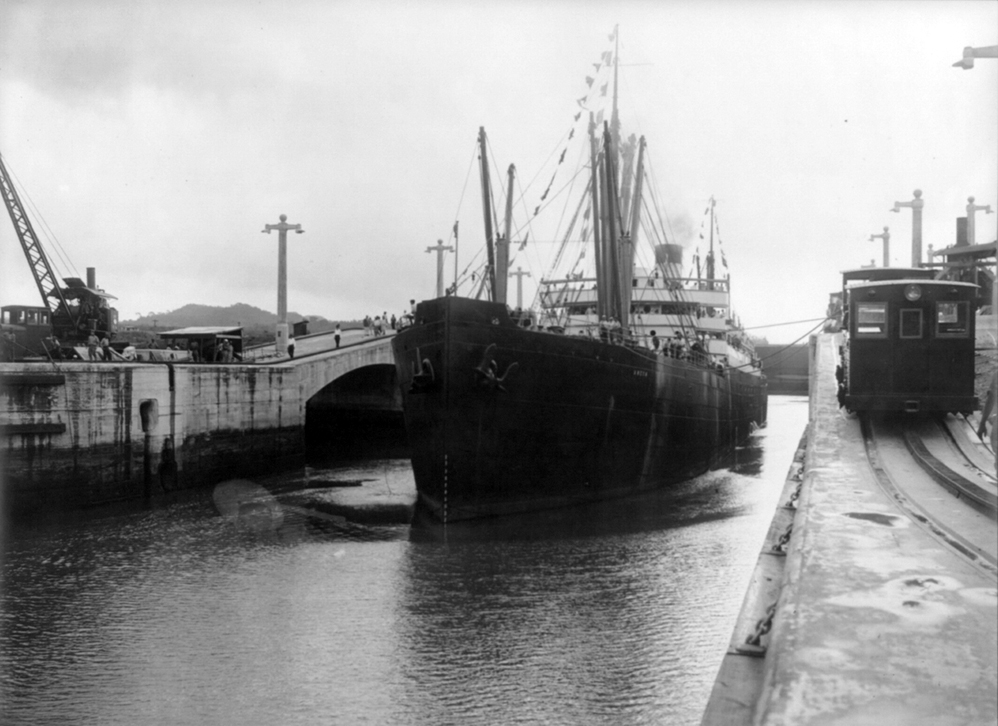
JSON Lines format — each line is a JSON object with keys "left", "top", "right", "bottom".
{"left": 410, "top": 356, "right": 435, "bottom": 392}
{"left": 474, "top": 344, "right": 519, "bottom": 392}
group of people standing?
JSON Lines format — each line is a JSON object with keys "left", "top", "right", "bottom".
{"left": 363, "top": 303, "right": 415, "bottom": 338}
{"left": 648, "top": 329, "right": 707, "bottom": 360}
{"left": 597, "top": 316, "right": 624, "bottom": 343}
{"left": 86, "top": 332, "right": 113, "bottom": 361}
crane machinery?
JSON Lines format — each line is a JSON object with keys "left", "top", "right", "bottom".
{"left": 0, "top": 151, "right": 117, "bottom": 359}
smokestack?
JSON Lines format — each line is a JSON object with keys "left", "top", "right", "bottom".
{"left": 955, "top": 217, "right": 968, "bottom": 247}
{"left": 87, "top": 267, "right": 96, "bottom": 289}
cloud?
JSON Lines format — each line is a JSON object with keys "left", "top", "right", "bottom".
{"left": 0, "top": 2, "right": 288, "bottom": 106}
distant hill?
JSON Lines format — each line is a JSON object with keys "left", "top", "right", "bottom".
{"left": 124, "top": 303, "right": 310, "bottom": 329}
{"left": 121, "top": 304, "right": 359, "bottom": 345}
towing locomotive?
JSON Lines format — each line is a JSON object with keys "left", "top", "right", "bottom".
{"left": 837, "top": 267, "right": 979, "bottom": 414}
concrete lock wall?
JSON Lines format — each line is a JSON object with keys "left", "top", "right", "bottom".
{"left": 1, "top": 362, "right": 304, "bottom": 515}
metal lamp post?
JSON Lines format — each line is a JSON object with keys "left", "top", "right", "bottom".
{"left": 952, "top": 45, "right": 998, "bottom": 70}
{"left": 426, "top": 239, "right": 454, "bottom": 298}
{"left": 509, "top": 266, "right": 532, "bottom": 310}
{"left": 262, "top": 214, "right": 304, "bottom": 355}
{"left": 890, "top": 190, "right": 924, "bottom": 267}
{"left": 966, "top": 196, "right": 994, "bottom": 247}
{"left": 869, "top": 226, "right": 890, "bottom": 267}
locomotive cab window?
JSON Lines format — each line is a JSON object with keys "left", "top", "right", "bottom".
{"left": 899, "top": 309, "right": 923, "bottom": 339}
{"left": 855, "top": 302, "right": 887, "bottom": 337}
{"left": 936, "top": 301, "right": 969, "bottom": 337}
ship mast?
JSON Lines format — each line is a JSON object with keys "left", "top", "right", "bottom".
{"left": 602, "top": 123, "right": 622, "bottom": 325}
{"left": 606, "top": 25, "right": 625, "bottom": 327}
{"left": 589, "top": 25, "right": 629, "bottom": 326}
{"left": 588, "top": 114, "right": 606, "bottom": 320}
{"left": 495, "top": 163, "right": 515, "bottom": 305}
{"left": 610, "top": 24, "right": 621, "bottom": 158}
{"left": 620, "top": 136, "right": 645, "bottom": 324}
{"left": 478, "top": 127, "right": 497, "bottom": 300}
{"left": 706, "top": 196, "right": 716, "bottom": 291}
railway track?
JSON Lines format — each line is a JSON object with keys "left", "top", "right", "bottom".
{"left": 903, "top": 415, "right": 997, "bottom": 514}
{"left": 861, "top": 413, "right": 997, "bottom": 580}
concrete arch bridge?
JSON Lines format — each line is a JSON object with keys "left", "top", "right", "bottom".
{"left": 1, "top": 331, "right": 403, "bottom": 514}
{"left": 284, "top": 333, "right": 402, "bottom": 449}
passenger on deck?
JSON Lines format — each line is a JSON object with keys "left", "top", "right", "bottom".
{"left": 669, "top": 332, "right": 682, "bottom": 359}
{"left": 691, "top": 336, "right": 705, "bottom": 356}
{"left": 87, "top": 332, "right": 99, "bottom": 361}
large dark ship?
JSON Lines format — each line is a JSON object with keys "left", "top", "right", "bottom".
{"left": 392, "top": 29, "right": 767, "bottom": 521}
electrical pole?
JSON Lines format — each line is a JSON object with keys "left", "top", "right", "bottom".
{"left": 509, "top": 266, "right": 532, "bottom": 310}
{"left": 426, "top": 239, "right": 454, "bottom": 298}
{"left": 262, "top": 214, "right": 304, "bottom": 355}
{"left": 890, "top": 190, "right": 924, "bottom": 267}
{"left": 966, "top": 196, "right": 994, "bottom": 247}
{"left": 869, "top": 226, "right": 890, "bottom": 267}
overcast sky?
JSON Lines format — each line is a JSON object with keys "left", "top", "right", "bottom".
{"left": 1, "top": 0, "right": 995, "bottom": 343}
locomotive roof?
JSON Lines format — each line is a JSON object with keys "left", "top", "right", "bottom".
{"left": 847, "top": 278, "right": 978, "bottom": 290}
{"left": 840, "top": 267, "right": 935, "bottom": 283}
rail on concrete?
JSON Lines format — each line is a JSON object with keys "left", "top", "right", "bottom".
{"left": 701, "top": 333, "right": 998, "bottom": 725}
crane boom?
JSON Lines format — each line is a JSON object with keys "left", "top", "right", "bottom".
{"left": 0, "top": 151, "right": 116, "bottom": 348}
{"left": 0, "top": 153, "right": 73, "bottom": 321}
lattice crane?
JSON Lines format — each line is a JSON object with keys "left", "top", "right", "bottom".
{"left": 0, "top": 151, "right": 114, "bottom": 343}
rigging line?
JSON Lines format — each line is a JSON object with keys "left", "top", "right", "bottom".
{"left": 450, "top": 139, "right": 480, "bottom": 244}
{"left": 29, "top": 194, "right": 77, "bottom": 280}
{"left": 639, "top": 190, "right": 668, "bottom": 252}
{"left": 518, "top": 124, "right": 576, "bottom": 199}
{"left": 457, "top": 248, "right": 486, "bottom": 281}
{"left": 484, "top": 134, "right": 505, "bottom": 240}
{"left": 4, "top": 158, "right": 80, "bottom": 281}
{"left": 741, "top": 316, "right": 828, "bottom": 331}
{"left": 509, "top": 170, "right": 547, "bottom": 288}
{"left": 644, "top": 159, "right": 678, "bottom": 248}
{"left": 457, "top": 251, "right": 491, "bottom": 291}
{"left": 544, "top": 178, "right": 590, "bottom": 283}
{"left": 522, "top": 160, "right": 591, "bottom": 234}
{"left": 513, "top": 177, "right": 559, "bottom": 299}
{"left": 534, "top": 138, "right": 588, "bottom": 255}
{"left": 739, "top": 319, "right": 829, "bottom": 369}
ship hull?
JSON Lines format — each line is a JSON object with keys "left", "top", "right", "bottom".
{"left": 392, "top": 297, "right": 768, "bottom": 521}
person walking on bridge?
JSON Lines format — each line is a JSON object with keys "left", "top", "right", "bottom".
{"left": 334, "top": 323, "right": 341, "bottom": 349}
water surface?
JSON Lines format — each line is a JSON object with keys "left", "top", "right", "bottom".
{"left": 1, "top": 396, "right": 807, "bottom": 725}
